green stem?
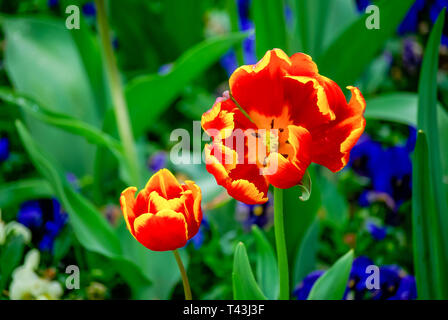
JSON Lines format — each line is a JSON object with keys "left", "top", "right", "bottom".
{"left": 274, "top": 187, "right": 289, "bottom": 300}
{"left": 173, "top": 249, "right": 192, "bottom": 300}
{"left": 94, "top": 0, "right": 140, "bottom": 186}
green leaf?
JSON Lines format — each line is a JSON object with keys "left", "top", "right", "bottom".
{"left": 414, "top": 9, "right": 448, "bottom": 299}
{"left": 232, "top": 242, "right": 267, "bottom": 300}
{"left": 298, "top": 170, "right": 311, "bottom": 201}
{"left": 293, "top": 219, "right": 319, "bottom": 285}
{"left": 0, "top": 88, "right": 124, "bottom": 160}
{"left": 252, "top": 0, "right": 287, "bottom": 58}
{"left": 0, "top": 235, "right": 26, "bottom": 291}
{"left": 412, "top": 131, "right": 446, "bottom": 299}
{"left": 2, "top": 16, "right": 103, "bottom": 175}
{"left": 252, "top": 225, "right": 279, "bottom": 300}
{"left": 283, "top": 165, "right": 321, "bottom": 272}
{"left": 123, "top": 33, "right": 247, "bottom": 138}
{"left": 307, "top": 250, "right": 354, "bottom": 300}
{"left": 0, "top": 179, "right": 53, "bottom": 209}
{"left": 317, "top": 0, "right": 415, "bottom": 87}
{"left": 14, "top": 120, "right": 151, "bottom": 288}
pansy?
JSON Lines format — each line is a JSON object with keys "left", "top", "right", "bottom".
{"left": 236, "top": 198, "right": 273, "bottom": 230}
{"left": 365, "top": 220, "right": 387, "bottom": 241}
{"left": 120, "top": 169, "right": 202, "bottom": 251}
{"left": 189, "top": 217, "right": 210, "bottom": 250}
{"left": 16, "top": 199, "right": 68, "bottom": 252}
{"left": 0, "top": 137, "right": 10, "bottom": 162}
{"left": 202, "top": 48, "right": 366, "bottom": 204}
{"left": 148, "top": 151, "right": 168, "bottom": 173}
{"left": 350, "top": 127, "right": 416, "bottom": 211}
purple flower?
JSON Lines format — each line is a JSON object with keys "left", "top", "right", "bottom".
{"left": 366, "top": 221, "right": 387, "bottom": 241}
{"left": 148, "top": 151, "right": 168, "bottom": 172}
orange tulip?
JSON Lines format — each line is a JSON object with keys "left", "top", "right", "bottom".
{"left": 202, "top": 49, "right": 366, "bottom": 204}
{"left": 120, "top": 169, "right": 202, "bottom": 251}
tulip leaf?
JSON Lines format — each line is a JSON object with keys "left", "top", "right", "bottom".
{"left": 2, "top": 16, "right": 104, "bottom": 175}
{"left": 14, "top": 120, "right": 152, "bottom": 289}
{"left": 298, "top": 170, "right": 312, "bottom": 201}
{"left": 318, "top": 0, "right": 415, "bottom": 87}
{"left": 0, "top": 179, "right": 53, "bottom": 209}
{"left": 365, "top": 92, "right": 448, "bottom": 176}
{"left": 122, "top": 32, "right": 247, "bottom": 138}
{"left": 414, "top": 9, "right": 448, "bottom": 299}
{"left": 252, "top": 225, "right": 279, "bottom": 300}
{"left": 0, "top": 88, "right": 124, "bottom": 160}
{"left": 293, "top": 218, "right": 319, "bottom": 285}
{"left": 252, "top": 0, "right": 287, "bottom": 58}
{"left": 283, "top": 165, "right": 321, "bottom": 270}
{"left": 0, "top": 235, "right": 26, "bottom": 292}
{"left": 412, "top": 131, "right": 446, "bottom": 299}
{"left": 307, "top": 250, "right": 354, "bottom": 300}
{"left": 232, "top": 242, "right": 267, "bottom": 300}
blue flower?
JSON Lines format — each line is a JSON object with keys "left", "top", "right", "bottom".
{"left": 0, "top": 137, "right": 10, "bottom": 162}
{"left": 371, "top": 265, "right": 404, "bottom": 300}
{"left": 350, "top": 127, "right": 416, "bottom": 210}
{"left": 366, "top": 221, "right": 387, "bottom": 241}
{"left": 17, "top": 199, "right": 68, "bottom": 252}
{"left": 236, "top": 199, "right": 273, "bottom": 230}
{"left": 148, "top": 151, "right": 168, "bottom": 172}
{"left": 47, "top": 0, "right": 59, "bottom": 8}
{"left": 17, "top": 201, "right": 44, "bottom": 229}
{"left": 392, "top": 275, "right": 417, "bottom": 300}
{"left": 82, "top": 2, "right": 96, "bottom": 17}
{"left": 220, "top": 0, "right": 256, "bottom": 75}
{"left": 397, "top": 0, "right": 426, "bottom": 35}
{"left": 355, "top": 0, "right": 371, "bottom": 12}
{"left": 293, "top": 270, "right": 324, "bottom": 300}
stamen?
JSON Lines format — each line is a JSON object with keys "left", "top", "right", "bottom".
{"left": 270, "top": 119, "right": 275, "bottom": 129}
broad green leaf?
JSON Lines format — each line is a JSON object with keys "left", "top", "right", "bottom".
{"left": 232, "top": 242, "right": 267, "bottom": 300}
{"left": 0, "top": 179, "right": 53, "bottom": 209}
{"left": 0, "top": 88, "right": 124, "bottom": 160}
{"left": 253, "top": 0, "right": 287, "bottom": 58}
{"left": 412, "top": 131, "right": 446, "bottom": 299}
{"left": 116, "top": 221, "right": 188, "bottom": 300}
{"left": 317, "top": 174, "right": 348, "bottom": 228}
{"left": 14, "top": 121, "right": 151, "bottom": 289}
{"left": 0, "top": 235, "right": 26, "bottom": 291}
{"left": 123, "top": 33, "right": 247, "bottom": 138}
{"left": 284, "top": 165, "right": 321, "bottom": 272}
{"left": 317, "top": 0, "right": 415, "bottom": 88}
{"left": 294, "top": 0, "right": 356, "bottom": 57}
{"left": 307, "top": 250, "right": 354, "bottom": 300}
{"left": 415, "top": 10, "right": 448, "bottom": 299}
{"left": 2, "top": 16, "right": 103, "bottom": 175}
{"left": 365, "top": 93, "right": 448, "bottom": 176}
{"left": 293, "top": 219, "right": 319, "bottom": 285}
{"left": 252, "top": 225, "right": 279, "bottom": 300}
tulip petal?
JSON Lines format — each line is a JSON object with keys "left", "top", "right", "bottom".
{"left": 144, "top": 168, "right": 183, "bottom": 199}
{"left": 264, "top": 125, "right": 312, "bottom": 189}
{"left": 311, "top": 86, "right": 366, "bottom": 172}
{"left": 133, "top": 210, "right": 188, "bottom": 251}
{"left": 120, "top": 187, "right": 137, "bottom": 236}
{"left": 230, "top": 49, "right": 291, "bottom": 121}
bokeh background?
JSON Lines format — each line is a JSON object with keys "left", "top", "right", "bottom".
{"left": 0, "top": 0, "right": 447, "bottom": 300}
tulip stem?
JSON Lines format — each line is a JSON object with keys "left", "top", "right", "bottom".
{"left": 173, "top": 249, "right": 192, "bottom": 300}
{"left": 274, "top": 187, "right": 289, "bottom": 300}
{"left": 95, "top": 0, "right": 140, "bottom": 187}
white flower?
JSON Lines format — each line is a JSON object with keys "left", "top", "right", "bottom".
{"left": 9, "top": 249, "right": 63, "bottom": 300}
{"left": 0, "top": 210, "right": 31, "bottom": 245}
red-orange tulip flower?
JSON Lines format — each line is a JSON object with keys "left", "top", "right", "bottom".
{"left": 120, "top": 169, "right": 202, "bottom": 251}
{"left": 202, "top": 49, "right": 366, "bottom": 204}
